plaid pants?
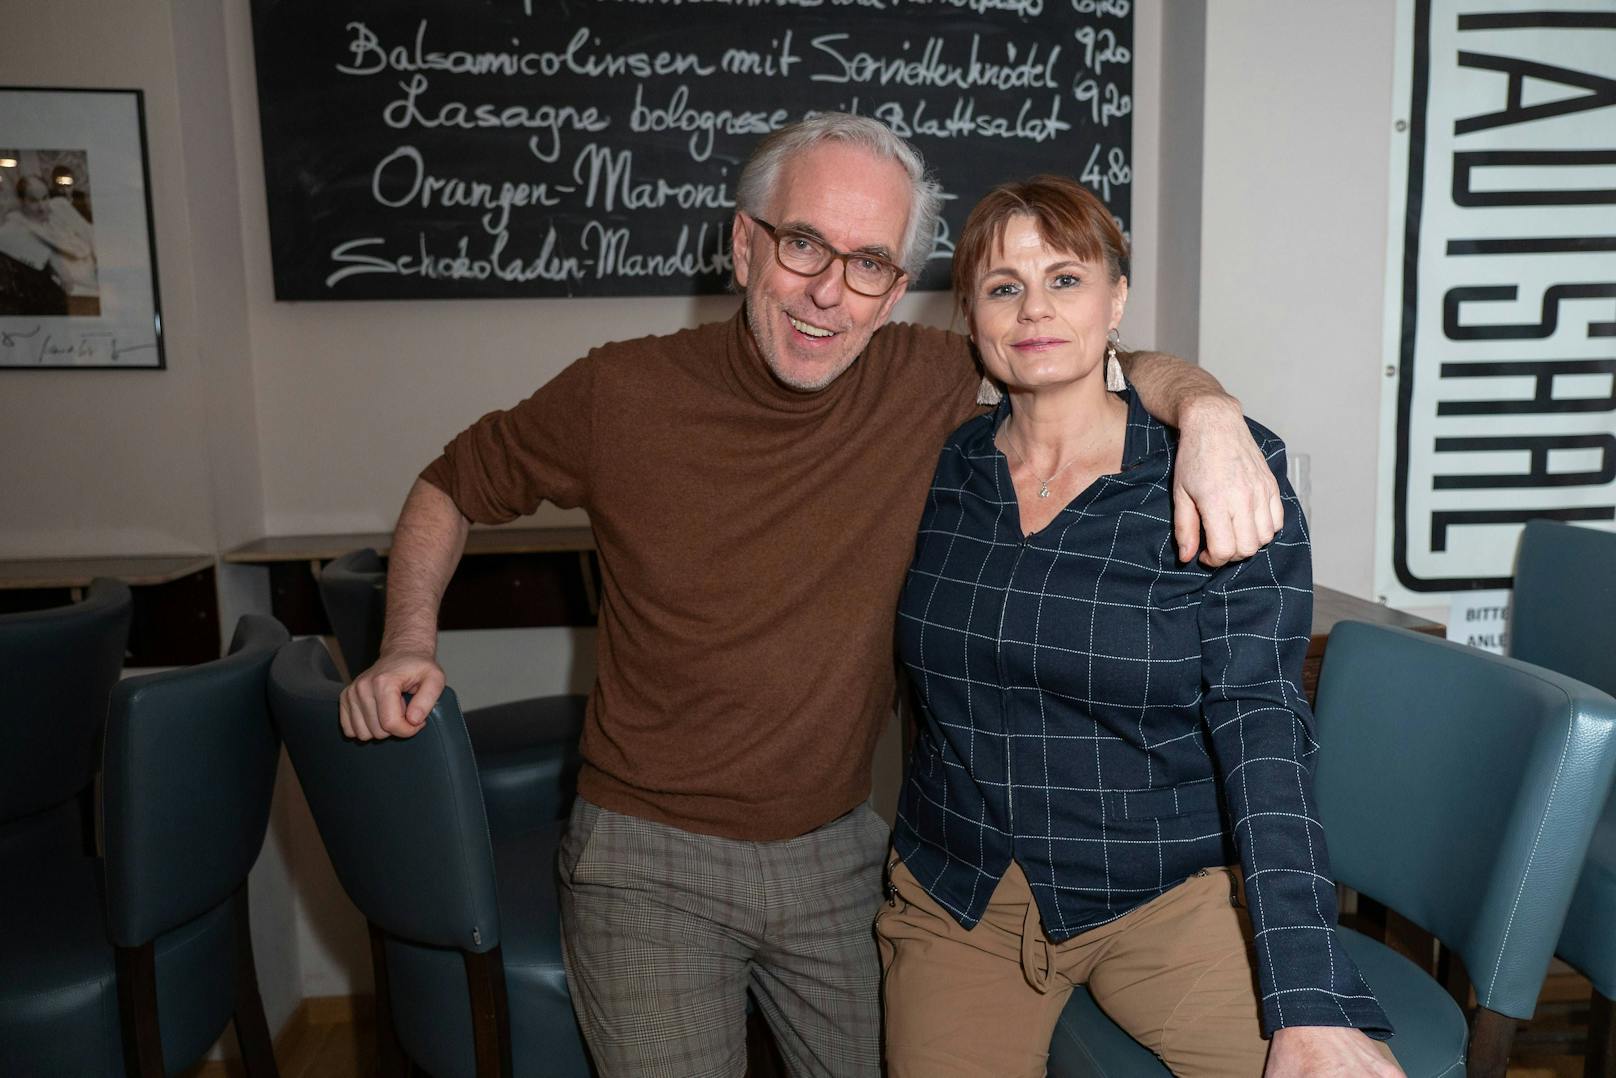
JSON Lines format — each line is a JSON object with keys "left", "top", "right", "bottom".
{"left": 557, "top": 797, "right": 889, "bottom": 1077}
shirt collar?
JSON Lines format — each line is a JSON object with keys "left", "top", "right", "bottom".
{"left": 981, "top": 383, "right": 1160, "bottom": 471}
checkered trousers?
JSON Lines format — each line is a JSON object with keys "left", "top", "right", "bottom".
{"left": 892, "top": 390, "right": 1391, "bottom": 1037}
{"left": 557, "top": 797, "right": 889, "bottom": 1077}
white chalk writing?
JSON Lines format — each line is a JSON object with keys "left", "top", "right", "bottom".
{"left": 255, "top": 4, "right": 1137, "bottom": 296}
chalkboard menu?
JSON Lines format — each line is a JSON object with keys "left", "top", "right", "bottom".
{"left": 249, "top": 0, "right": 1133, "bottom": 300}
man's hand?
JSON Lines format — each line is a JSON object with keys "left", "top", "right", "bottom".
{"left": 338, "top": 650, "right": 447, "bottom": 742}
{"left": 1265, "top": 1026, "right": 1403, "bottom": 1078}
{"left": 338, "top": 477, "right": 470, "bottom": 742}
{"left": 1172, "top": 394, "right": 1284, "bottom": 566}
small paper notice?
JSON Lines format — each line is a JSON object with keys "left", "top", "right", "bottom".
{"left": 1447, "top": 590, "right": 1511, "bottom": 655}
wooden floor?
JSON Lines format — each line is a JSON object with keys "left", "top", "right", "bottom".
{"left": 1510, "top": 970, "right": 1601, "bottom": 1078}
{"left": 184, "top": 996, "right": 372, "bottom": 1078}
{"left": 186, "top": 977, "right": 1599, "bottom": 1078}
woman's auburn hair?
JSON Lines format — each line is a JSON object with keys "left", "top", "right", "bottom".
{"left": 951, "top": 174, "right": 1130, "bottom": 316}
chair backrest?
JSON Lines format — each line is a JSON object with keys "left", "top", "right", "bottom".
{"left": 1313, "top": 622, "right": 1616, "bottom": 1019}
{"left": 1510, "top": 519, "right": 1616, "bottom": 697}
{"left": 102, "top": 614, "right": 290, "bottom": 947}
{"left": 268, "top": 637, "right": 500, "bottom": 952}
{"left": 317, "top": 548, "right": 387, "bottom": 675}
{"left": 0, "top": 578, "right": 132, "bottom": 824}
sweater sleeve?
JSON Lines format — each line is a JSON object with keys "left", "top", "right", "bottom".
{"left": 419, "top": 351, "right": 596, "bottom": 524}
{"left": 1198, "top": 426, "right": 1393, "bottom": 1039}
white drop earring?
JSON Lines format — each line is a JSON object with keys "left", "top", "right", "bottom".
{"left": 1105, "top": 328, "right": 1126, "bottom": 392}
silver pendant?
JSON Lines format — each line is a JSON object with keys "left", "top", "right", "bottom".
{"left": 1038, "top": 482, "right": 1051, "bottom": 498}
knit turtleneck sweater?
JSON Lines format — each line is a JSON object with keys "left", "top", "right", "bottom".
{"left": 422, "top": 307, "right": 980, "bottom": 840}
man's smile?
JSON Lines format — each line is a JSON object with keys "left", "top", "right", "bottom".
{"left": 788, "top": 314, "right": 837, "bottom": 339}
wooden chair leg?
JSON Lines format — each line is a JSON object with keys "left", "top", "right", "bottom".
{"left": 232, "top": 887, "right": 280, "bottom": 1077}
{"left": 1437, "top": 943, "right": 1471, "bottom": 1011}
{"left": 1384, "top": 910, "right": 1438, "bottom": 976}
{"left": 1357, "top": 895, "right": 1390, "bottom": 942}
{"left": 115, "top": 942, "right": 165, "bottom": 1077}
{"left": 1468, "top": 1006, "right": 1519, "bottom": 1078}
{"left": 369, "top": 921, "right": 410, "bottom": 1077}
{"left": 1588, "top": 990, "right": 1616, "bottom": 1078}
{"left": 464, "top": 947, "right": 513, "bottom": 1078}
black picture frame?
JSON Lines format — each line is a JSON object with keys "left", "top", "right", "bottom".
{"left": 0, "top": 86, "right": 165, "bottom": 369}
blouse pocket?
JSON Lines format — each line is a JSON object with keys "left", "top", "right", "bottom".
{"left": 1103, "top": 779, "right": 1222, "bottom": 821}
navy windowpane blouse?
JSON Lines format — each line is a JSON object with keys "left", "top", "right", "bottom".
{"left": 893, "top": 389, "right": 1390, "bottom": 1037}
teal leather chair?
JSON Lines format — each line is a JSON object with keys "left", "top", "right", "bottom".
{"left": 1049, "top": 622, "right": 1616, "bottom": 1078}
{"left": 1510, "top": 519, "right": 1616, "bottom": 1077}
{"left": 0, "top": 578, "right": 132, "bottom": 860}
{"left": 268, "top": 637, "right": 590, "bottom": 1078}
{"left": 317, "top": 548, "right": 586, "bottom": 834}
{"left": 0, "top": 614, "right": 287, "bottom": 1077}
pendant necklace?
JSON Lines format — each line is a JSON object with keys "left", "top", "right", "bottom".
{"left": 1001, "top": 428, "right": 1080, "bottom": 498}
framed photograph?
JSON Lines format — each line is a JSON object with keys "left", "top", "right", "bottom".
{"left": 0, "top": 87, "right": 164, "bottom": 369}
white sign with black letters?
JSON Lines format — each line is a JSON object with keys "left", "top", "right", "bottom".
{"left": 1446, "top": 588, "right": 1511, "bottom": 654}
{"left": 1376, "top": 0, "right": 1616, "bottom": 606}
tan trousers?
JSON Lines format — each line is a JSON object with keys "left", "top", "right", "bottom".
{"left": 876, "top": 856, "right": 1270, "bottom": 1078}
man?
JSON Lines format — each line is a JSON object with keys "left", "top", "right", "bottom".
{"left": 340, "top": 114, "right": 1296, "bottom": 1076}
{"left": 8, "top": 175, "right": 98, "bottom": 314}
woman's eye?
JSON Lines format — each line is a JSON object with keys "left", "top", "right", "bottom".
{"left": 986, "top": 282, "right": 1018, "bottom": 298}
{"left": 1052, "top": 274, "right": 1080, "bottom": 288}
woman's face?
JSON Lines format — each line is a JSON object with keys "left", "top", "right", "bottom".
{"left": 968, "top": 214, "right": 1127, "bottom": 395}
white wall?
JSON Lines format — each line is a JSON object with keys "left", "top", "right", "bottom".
{"left": 0, "top": 2, "right": 232, "bottom": 558}
{"left": 0, "top": 0, "right": 1406, "bottom": 597}
{"left": 172, "top": 0, "right": 267, "bottom": 553}
{"left": 2, "top": 0, "right": 1179, "bottom": 551}
{"left": 1199, "top": 1, "right": 1399, "bottom": 600}
{"left": 1153, "top": 2, "right": 1207, "bottom": 362}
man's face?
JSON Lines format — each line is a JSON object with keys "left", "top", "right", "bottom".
{"left": 732, "top": 143, "right": 913, "bottom": 392}
{"left": 19, "top": 179, "right": 49, "bottom": 222}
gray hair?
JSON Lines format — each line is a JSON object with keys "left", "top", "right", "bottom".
{"left": 735, "top": 112, "right": 943, "bottom": 279}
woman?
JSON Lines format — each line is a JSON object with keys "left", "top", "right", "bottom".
{"left": 877, "top": 176, "right": 1397, "bottom": 1077}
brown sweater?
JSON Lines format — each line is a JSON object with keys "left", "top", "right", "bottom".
{"left": 422, "top": 308, "right": 981, "bottom": 840}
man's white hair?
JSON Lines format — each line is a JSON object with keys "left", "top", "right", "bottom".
{"left": 735, "top": 112, "right": 943, "bottom": 279}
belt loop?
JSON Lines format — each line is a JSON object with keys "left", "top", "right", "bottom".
{"left": 1019, "top": 896, "right": 1055, "bottom": 994}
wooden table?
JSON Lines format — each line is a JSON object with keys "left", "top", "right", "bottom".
{"left": 221, "top": 526, "right": 599, "bottom": 637}
{"left": 222, "top": 526, "right": 595, "bottom": 562}
{"left": 0, "top": 554, "right": 220, "bottom": 665}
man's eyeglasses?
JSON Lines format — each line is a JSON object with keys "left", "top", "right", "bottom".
{"left": 747, "top": 215, "right": 907, "bottom": 298}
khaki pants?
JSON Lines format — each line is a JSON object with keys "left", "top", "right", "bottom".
{"left": 876, "top": 856, "right": 1270, "bottom": 1077}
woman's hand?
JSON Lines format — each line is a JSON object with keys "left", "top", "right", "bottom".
{"left": 1264, "top": 1026, "right": 1404, "bottom": 1077}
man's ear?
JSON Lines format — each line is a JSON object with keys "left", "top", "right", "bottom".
{"left": 732, "top": 213, "right": 754, "bottom": 288}
{"left": 873, "top": 275, "right": 909, "bottom": 328}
